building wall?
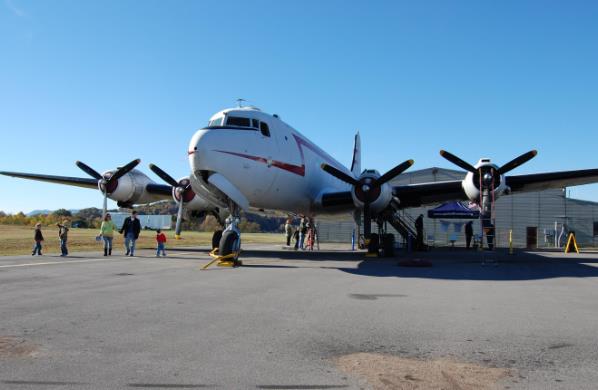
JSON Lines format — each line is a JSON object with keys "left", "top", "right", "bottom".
{"left": 316, "top": 168, "right": 598, "bottom": 248}
{"left": 109, "top": 213, "right": 172, "bottom": 230}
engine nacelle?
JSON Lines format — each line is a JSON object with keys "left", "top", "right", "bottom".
{"left": 172, "top": 177, "right": 214, "bottom": 212}
{"left": 99, "top": 169, "right": 156, "bottom": 205}
{"left": 350, "top": 170, "right": 393, "bottom": 214}
{"left": 461, "top": 159, "right": 509, "bottom": 202}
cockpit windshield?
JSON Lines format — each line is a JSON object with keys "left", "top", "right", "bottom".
{"left": 226, "top": 116, "right": 252, "bottom": 127}
{"left": 206, "top": 115, "right": 267, "bottom": 135}
{"left": 208, "top": 117, "right": 223, "bottom": 127}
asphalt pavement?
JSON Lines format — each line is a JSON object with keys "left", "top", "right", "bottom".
{"left": 1, "top": 244, "right": 598, "bottom": 389}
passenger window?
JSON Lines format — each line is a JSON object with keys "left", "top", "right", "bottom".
{"left": 252, "top": 119, "right": 259, "bottom": 129}
{"left": 226, "top": 116, "right": 251, "bottom": 127}
{"left": 260, "top": 122, "right": 270, "bottom": 137}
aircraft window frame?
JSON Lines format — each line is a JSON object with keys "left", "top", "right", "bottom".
{"left": 226, "top": 116, "right": 252, "bottom": 128}
{"left": 252, "top": 119, "right": 259, "bottom": 129}
{"left": 260, "top": 121, "right": 271, "bottom": 137}
{"left": 208, "top": 117, "right": 223, "bottom": 127}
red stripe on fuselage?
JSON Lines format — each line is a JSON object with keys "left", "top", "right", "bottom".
{"left": 213, "top": 133, "right": 345, "bottom": 177}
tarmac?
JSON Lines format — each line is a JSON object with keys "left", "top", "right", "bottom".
{"left": 1, "top": 243, "right": 598, "bottom": 389}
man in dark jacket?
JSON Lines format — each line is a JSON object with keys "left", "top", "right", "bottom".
{"left": 415, "top": 214, "right": 424, "bottom": 251}
{"left": 120, "top": 211, "right": 141, "bottom": 256}
{"left": 465, "top": 221, "right": 474, "bottom": 249}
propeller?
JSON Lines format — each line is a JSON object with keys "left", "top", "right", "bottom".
{"left": 439, "top": 149, "right": 537, "bottom": 176}
{"left": 76, "top": 159, "right": 141, "bottom": 219}
{"left": 321, "top": 159, "right": 414, "bottom": 237}
{"left": 439, "top": 149, "right": 538, "bottom": 228}
{"left": 149, "top": 163, "right": 194, "bottom": 239}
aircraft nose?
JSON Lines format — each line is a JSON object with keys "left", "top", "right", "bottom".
{"left": 188, "top": 129, "right": 213, "bottom": 174}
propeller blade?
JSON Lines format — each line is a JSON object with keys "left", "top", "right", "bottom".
{"left": 497, "top": 150, "right": 538, "bottom": 175}
{"left": 439, "top": 150, "right": 477, "bottom": 173}
{"left": 320, "top": 163, "right": 358, "bottom": 185}
{"left": 175, "top": 198, "right": 184, "bottom": 239}
{"left": 76, "top": 161, "right": 102, "bottom": 180}
{"left": 109, "top": 159, "right": 141, "bottom": 182}
{"left": 377, "top": 159, "right": 414, "bottom": 185}
{"left": 149, "top": 163, "right": 179, "bottom": 187}
{"left": 102, "top": 190, "right": 108, "bottom": 220}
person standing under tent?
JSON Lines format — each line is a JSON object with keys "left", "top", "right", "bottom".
{"left": 465, "top": 221, "right": 474, "bottom": 250}
{"left": 415, "top": 214, "right": 424, "bottom": 251}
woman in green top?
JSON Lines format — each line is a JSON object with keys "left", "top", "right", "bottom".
{"left": 100, "top": 213, "right": 117, "bottom": 256}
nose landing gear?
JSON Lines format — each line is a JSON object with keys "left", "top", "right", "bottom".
{"left": 203, "top": 202, "right": 242, "bottom": 269}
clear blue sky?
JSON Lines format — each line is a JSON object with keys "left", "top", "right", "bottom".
{"left": 1, "top": 0, "right": 597, "bottom": 213}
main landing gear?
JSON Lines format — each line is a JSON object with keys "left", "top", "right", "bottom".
{"left": 364, "top": 218, "right": 395, "bottom": 258}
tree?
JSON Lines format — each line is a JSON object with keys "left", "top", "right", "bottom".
{"left": 53, "top": 209, "right": 72, "bottom": 217}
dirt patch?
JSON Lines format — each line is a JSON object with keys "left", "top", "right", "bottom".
{"left": 335, "top": 353, "right": 511, "bottom": 390}
{"left": 0, "top": 336, "right": 38, "bottom": 358}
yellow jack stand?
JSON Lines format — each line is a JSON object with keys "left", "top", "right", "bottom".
{"left": 201, "top": 248, "right": 242, "bottom": 270}
{"left": 564, "top": 233, "right": 580, "bottom": 254}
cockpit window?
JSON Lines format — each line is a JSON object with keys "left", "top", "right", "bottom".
{"left": 252, "top": 119, "right": 259, "bottom": 129}
{"left": 226, "top": 116, "right": 251, "bottom": 127}
{"left": 260, "top": 122, "right": 270, "bottom": 137}
{"left": 208, "top": 117, "right": 223, "bottom": 127}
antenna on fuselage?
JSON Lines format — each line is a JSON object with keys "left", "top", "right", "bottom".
{"left": 236, "top": 98, "right": 246, "bottom": 108}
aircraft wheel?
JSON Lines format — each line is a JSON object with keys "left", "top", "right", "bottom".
{"left": 219, "top": 230, "right": 240, "bottom": 262}
{"left": 212, "top": 230, "right": 223, "bottom": 250}
{"left": 368, "top": 233, "right": 380, "bottom": 254}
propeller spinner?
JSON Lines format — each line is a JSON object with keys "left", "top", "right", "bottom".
{"left": 321, "top": 159, "right": 414, "bottom": 237}
{"left": 76, "top": 159, "right": 141, "bottom": 219}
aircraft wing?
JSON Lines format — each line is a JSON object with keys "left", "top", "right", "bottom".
{"left": 505, "top": 169, "right": 598, "bottom": 192}
{"left": 392, "top": 180, "right": 467, "bottom": 208}
{"left": 321, "top": 168, "right": 598, "bottom": 210}
{"left": 0, "top": 171, "right": 99, "bottom": 189}
{"left": 0, "top": 171, "right": 173, "bottom": 198}
{"left": 319, "top": 180, "right": 466, "bottom": 210}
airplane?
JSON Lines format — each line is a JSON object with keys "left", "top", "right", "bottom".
{"left": 3, "top": 103, "right": 598, "bottom": 265}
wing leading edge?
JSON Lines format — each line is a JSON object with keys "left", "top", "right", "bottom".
{"left": 0, "top": 171, "right": 173, "bottom": 198}
{"left": 320, "top": 168, "right": 598, "bottom": 211}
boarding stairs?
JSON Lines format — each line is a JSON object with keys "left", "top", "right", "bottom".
{"left": 381, "top": 207, "right": 418, "bottom": 248}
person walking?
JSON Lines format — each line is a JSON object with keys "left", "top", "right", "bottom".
{"left": 32, "top": 222, "right": 44, "bottom": 256}
{"left": 284, "top": 218, "right": 293, "bottom": 246}
{"left": 156, "top": 229, "right": 167, "bottom": 257}
{"left": 99, "top": 213, "right": 117, "bottom": 256}
{"left": 120, "top": 210, "right": 141, "bottom": 256}
{"left": 56, "top": 220, "right": 70, "bottom": 256}
{"left": 465, "top": 221, "right": 474, "bottom": 250}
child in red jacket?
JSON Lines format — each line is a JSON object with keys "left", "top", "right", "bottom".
{"left": 156, "top": 229, "right": 167, "bottom": 257}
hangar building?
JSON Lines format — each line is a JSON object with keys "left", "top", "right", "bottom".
{"left": 317, "top": 167, "right": 598, "bottom": 248}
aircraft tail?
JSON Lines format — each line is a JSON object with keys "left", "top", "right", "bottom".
{"left": 351, "top": 131, "right": 361, "bottom": 177}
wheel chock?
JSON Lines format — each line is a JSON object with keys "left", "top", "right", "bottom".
{"left": 202, "top": 248, "right": 242, "bottom": 270}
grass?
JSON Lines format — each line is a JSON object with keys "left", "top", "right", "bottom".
{"left": 0, "top": 224, "right": 282, "bottom": 256}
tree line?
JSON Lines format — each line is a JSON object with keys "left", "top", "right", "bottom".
{"left": 0, "top": 202, "right": 286, "bottom": 233}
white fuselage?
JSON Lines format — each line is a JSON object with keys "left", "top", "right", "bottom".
{"left": 188, "top": 107, "right": 353, "bottom": 216}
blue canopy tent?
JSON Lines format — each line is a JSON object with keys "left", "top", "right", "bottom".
{"left": 427, "top": 201, "right": 480, "bottom": 219}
